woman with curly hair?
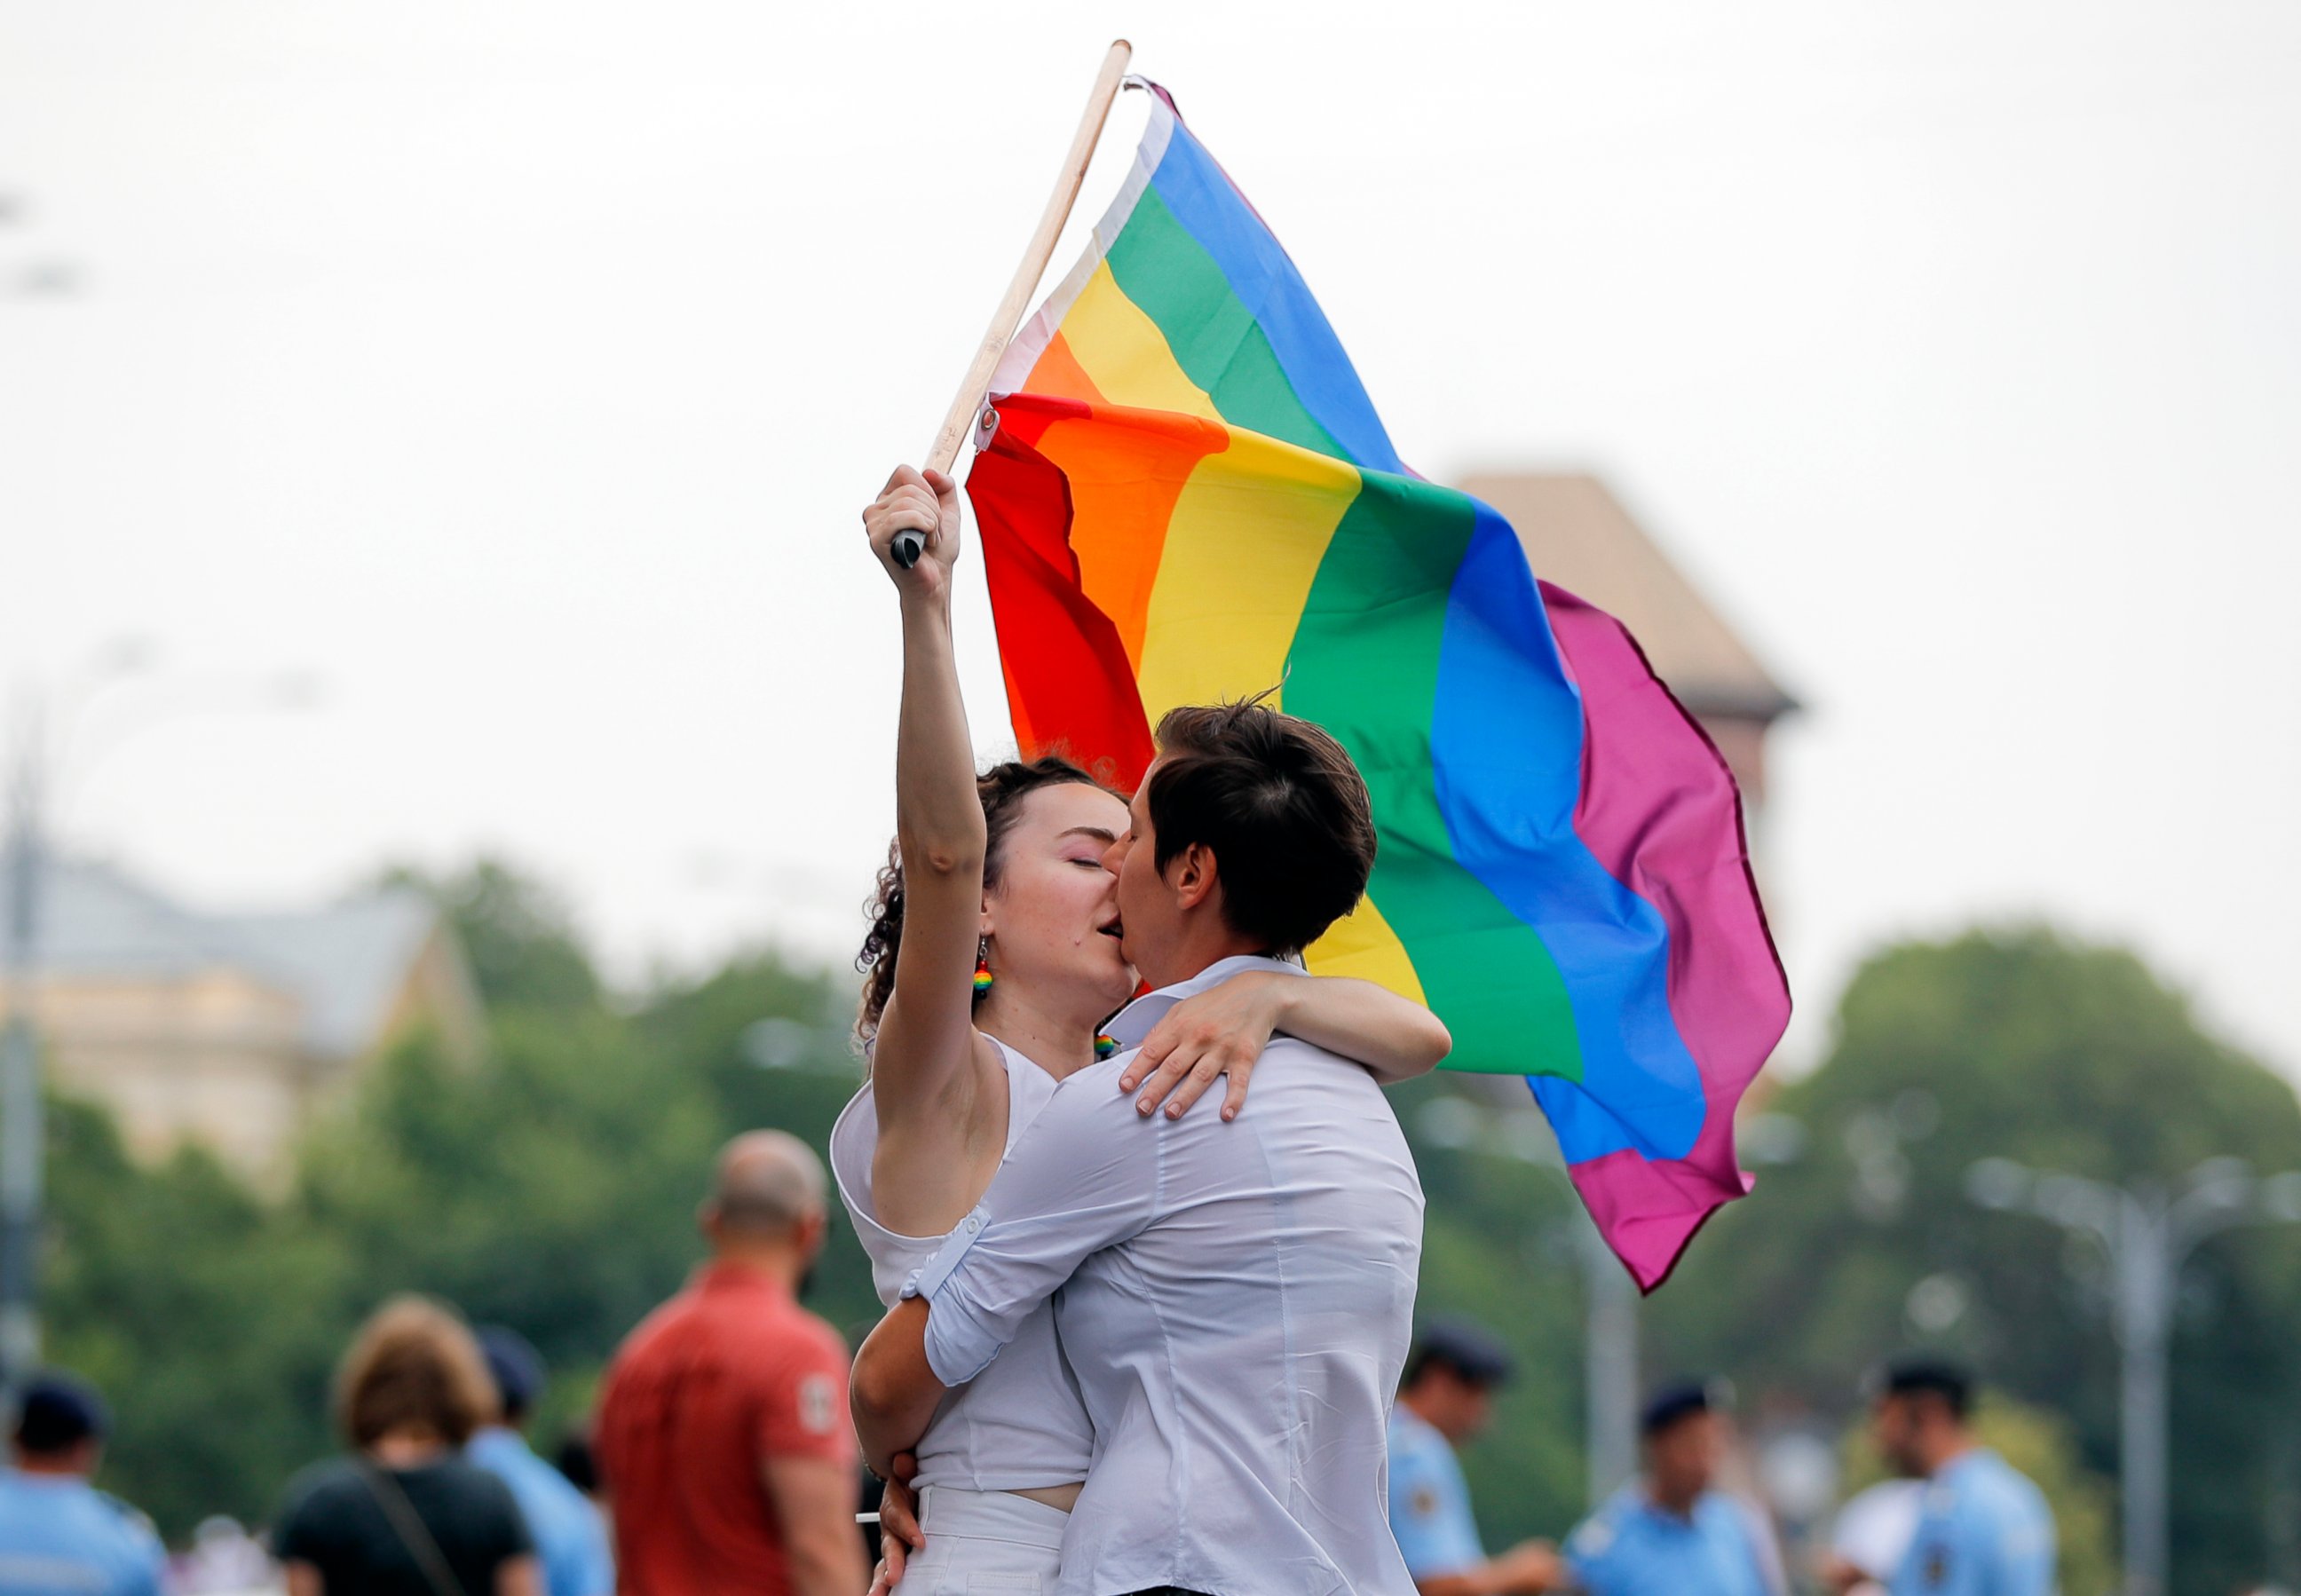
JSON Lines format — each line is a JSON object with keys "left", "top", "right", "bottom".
{"left": 834, "top": 466, "right": 1450, "bottom": 1593}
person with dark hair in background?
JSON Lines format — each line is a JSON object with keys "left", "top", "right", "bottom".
{"left": 273, "top": 1296, "right": 541, "bottom": 1596}
{"left": 0, "top": 1371, "right": 165, "bottom": 1596}
{"left": 1866, "top": 1359, "right": 2054, "bottom": 1596}
{"left": 1562, "top": 1381, "right": 1783, "bottom": 1596}
{"left": 594, "top": 1132, "right": 867, "bottom": 1596}
{"left": 851, "top": 693, "right": 1431, "bottom": 1596}
{"left": 469, "top": 1327, "right": 613, "bottom": 1596}
{"left": 1387, "top": 1323, "right": 1563, "bottom": 1596}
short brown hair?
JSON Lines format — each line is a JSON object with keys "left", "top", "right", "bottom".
{"left": 1148, "top": 699, "right": 1378, "bottom": 955}
{"left": 334, "top": 1296, "right": 497, "bottom": 1449}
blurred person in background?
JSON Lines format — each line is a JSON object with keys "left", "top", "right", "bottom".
{"left": 1866, "top": 1359, "right": 2054, "bottom": 1596}
{"left": 273, "top": 1296, "right": 540, "bottom": 1596}
{"left": 593, "top": 1131, "right": 866, "bottom": 1596}
{"left": 1387, "top": 1322, "right": 1563, "bottom": 1595}
{"left": 0, "top": 1371, "right": 165, "bottom": 1596}
{"left": 470, "top": 1328, "right": 613, "bottom": 1596}
{"left": 1562, "top": 1381, "right": 1784, "bottom": 1596}
{"left": 168, "top": 1515, "right": 277, "bottom": 1595}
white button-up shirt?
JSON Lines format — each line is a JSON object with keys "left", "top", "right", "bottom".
{"left": 905, "top": 956, "right": 1427, "bottom": 1596}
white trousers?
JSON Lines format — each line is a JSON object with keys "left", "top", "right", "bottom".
{"left": 900, "top": 1485, "right": 1068, "bottom": 1594}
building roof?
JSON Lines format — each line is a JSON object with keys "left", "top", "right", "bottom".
{"left": 1459, "top": 472, "right": 1798, "bottom": 723}
{"left": 28, "top": 856, "right": 447, "bottom": 1060}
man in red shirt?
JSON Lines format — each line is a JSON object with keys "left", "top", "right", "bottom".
{"left": 596, "top": 1131, "right": 866, "bottom": 1596}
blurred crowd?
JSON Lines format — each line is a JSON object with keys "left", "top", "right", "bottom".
{"left": 0, "top": 1124, "right": 2226, "bottom": 1596}
{"left": 1382, "top": 1325, "right": 2053, "bottom": 1596}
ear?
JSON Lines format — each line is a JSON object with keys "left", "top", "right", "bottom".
{"left": 980, "top": 889, "right": 996, "bottom": 942}
{"left": 1170, "top": 842, "right": 1221, "bottom": 913}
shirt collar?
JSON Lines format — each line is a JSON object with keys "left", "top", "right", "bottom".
{"left": 465, "top": 1427, "right": 529, "bottom": 1463}
{"left": 1933, "top": 1447, "right": 1995, "bottom": 1486}
{"left": 695, "top": 1259, "right": 795, "bottom": 1296}
{"left": 1388, "top": 1404, "right": 1446, "bottom": 1449}
{"left": 1633, "top": 1481, "right": 1704, "bottom": 1526}
{"left": 1106, "top": 954, "right": 1309, "bottom": 1047}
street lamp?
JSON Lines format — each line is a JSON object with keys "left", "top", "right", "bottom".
{"left": 1965, "top": 1155, "right": 2301, "bottom": 1596}
{"left": 0, "top": 652, "right": 317, "bottom": 1384}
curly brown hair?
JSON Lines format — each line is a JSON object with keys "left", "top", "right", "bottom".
{"left": 333, "top": 1295, "right": 497, "bottom": 1449}
{"left": 856, "top": 756, "right": 1116, "bottom": 1046}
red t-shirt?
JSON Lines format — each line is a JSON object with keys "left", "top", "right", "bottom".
{"left": 595, "top": 1262, "right": 855, "bottom": 1596}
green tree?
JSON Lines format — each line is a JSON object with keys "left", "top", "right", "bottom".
{"left": 631, "top": 951, "right": 882, "bottom": 1346}
{"left": 1648, "top": 928, "right": 2301, "bottom": 1596}
{"left": 1383, "top": 1075, "right": 1594, "bottom": 1552}
{"left": 383, "top": 859, "right": 604, "bottom": 1012}
{"left": 38, "top": 1098, "right": 346, "bottom": 1535}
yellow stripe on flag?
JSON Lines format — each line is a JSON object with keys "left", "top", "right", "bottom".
{"left": 1060, "top": 267, "right": 1221, "bottom": 421}
{"left": 1134, "top": 432, "right": 1360, "bottom": 720}
{"left": 1306, "top": 890, "right": 1428, "bottom": 1006}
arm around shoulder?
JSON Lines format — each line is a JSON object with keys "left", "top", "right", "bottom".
{"left": 1278, "top": 975, "right": 1451, "bottom": 1083}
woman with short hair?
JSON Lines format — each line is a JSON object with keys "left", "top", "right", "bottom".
{"left": 273, "top": 1296, "right": 542, "bottom": 1596}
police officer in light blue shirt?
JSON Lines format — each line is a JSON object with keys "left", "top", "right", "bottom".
{"left": 469, "top": 1327, "right": 613, "bottom": 1596}
{"left": 1387, "top": 1322, "right": 1563, "bottom": 1595}
{"left": 1564, "top": 1381, "right": 1785, "bottom": 1596}
{"left": 0, "top": 1372, "right": 165, "bottom": 1596}
{"left": 1868, "top": 1359, "right": 2055, "bottom": 1596}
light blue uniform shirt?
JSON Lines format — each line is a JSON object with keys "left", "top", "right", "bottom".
{"left": 1566, "top": 1485, "right": 1773, "bottom": 1596}
{"left": 1387, "top": 1407, "right": 1484, "bottom": 1579}
{"left": 0, "top": 1469, "right": 164, "bottom": 1596}
{"left": 466, "top": 1428, "right": 613, "bottom": 1596}
{"left": 1889, "top": 1450, "right": 2055, "bottom": 1596}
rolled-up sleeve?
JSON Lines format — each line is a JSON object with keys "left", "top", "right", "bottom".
{"left": 899, "top": 1071, "right": 1161, "bottom": 1386}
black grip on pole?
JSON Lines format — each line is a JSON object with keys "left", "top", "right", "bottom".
{"left": 891, "top": 531, "right": 925, "bottom": 569}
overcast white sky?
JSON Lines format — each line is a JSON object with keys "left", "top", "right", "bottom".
{"left": 4, "top": 2, "right": 2297, "bottom": 1078}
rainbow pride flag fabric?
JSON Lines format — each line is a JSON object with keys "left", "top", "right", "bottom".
{"left": 966, "top": 84, "right": 1790, "bottom": 1288}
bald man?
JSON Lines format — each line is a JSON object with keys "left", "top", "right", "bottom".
{"left": 595, "top": 1133, "right": 868, "bottom": 1596}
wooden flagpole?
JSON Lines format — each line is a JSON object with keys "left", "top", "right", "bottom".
{"left": 895, "top": 38, "right": 1133, "bottom": 566}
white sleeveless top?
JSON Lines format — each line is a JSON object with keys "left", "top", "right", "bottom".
{"left": 830, "top": 1038, "right": 1095, "bottom": 1491}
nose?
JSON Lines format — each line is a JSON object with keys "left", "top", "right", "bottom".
{"left": 1101, "top": 834, "right": 1127, "bottom": 873}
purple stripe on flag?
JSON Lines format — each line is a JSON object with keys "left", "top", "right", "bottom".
{"left": 1537, "top": 580, "right": 1791, "bottom": 1290}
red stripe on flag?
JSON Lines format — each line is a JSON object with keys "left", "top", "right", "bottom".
{"left": 969, "top": 427, "right": 1156, "bottom": 788}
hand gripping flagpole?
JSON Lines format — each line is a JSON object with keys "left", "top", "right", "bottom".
{"left": 890, "top": 39, "right": 1134, "bottom": 568}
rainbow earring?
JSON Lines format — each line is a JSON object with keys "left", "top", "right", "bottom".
{"left": 973, "top": 938, "right": 994, "bottom": 997}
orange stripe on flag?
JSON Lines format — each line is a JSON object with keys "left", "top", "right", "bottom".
{"left": 1031, "top": 409, "right": 1228, "bottom": 672}
{"left": 1020, "top": 330, "right": 1109, "bottom": 407}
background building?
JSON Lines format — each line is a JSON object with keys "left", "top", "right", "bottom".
{"left": 0, "top": 859, "right": 481, "bottom": 1186}
{"left": 1464, "top": 472, "right": 1799, "bottom": 817}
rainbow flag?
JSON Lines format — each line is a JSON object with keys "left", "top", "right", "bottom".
{"left": 966, "top": 84, "right": 1789, "bottom": 1288}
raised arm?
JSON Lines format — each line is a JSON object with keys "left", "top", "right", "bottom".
{"left": 1119, "top": 970, "right": 1453, "bottom": 1119}
{"left": 860, "top": 466, "right": 1006, "bottom": 1232}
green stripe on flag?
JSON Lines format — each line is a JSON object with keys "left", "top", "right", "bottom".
{"left": 1104, "top": 188, "right": 1348, "bottom": 462}
{"left": 1284, "top": 470, "right": 1585, "bottom": 1078}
